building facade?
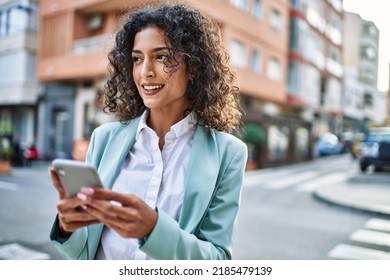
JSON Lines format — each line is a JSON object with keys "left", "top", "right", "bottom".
{"left": 287, "top": 0, "right": 344, "bottom": 139}
{"left": 342, "top": 12, "right": 384, "bottom": 134}
{"left": 0, "top": 0, "right": 40, "bottom": 160}
{"left": 387, "top": 65, "right": 390, "bottom": 126}
{"left": 37, "top": 0, "right": 386, "bottom": 167}
{"left": 36, "top": 0, "right": 293, "bottom": 167}
{"left": 16, "top": 0, "right": 388, "bottom": 168}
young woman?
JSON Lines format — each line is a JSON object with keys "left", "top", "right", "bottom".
{"left": 49, "top": 2, "right": 247, "bottom": 260}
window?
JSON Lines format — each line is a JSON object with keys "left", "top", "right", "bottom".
{"left": 250, "top": 49, "right": 261, "bottom": 73}
{"left": 290, "top": 0, "right": 299, "bottom": 9}
{"left": 363, "top": 23, "right": 378, "bottom": 38}
{"left": 267, "top": 57, "right": 281, "bottom": 81}
{"left": 287, "top": 61, "right": 298, "bottom": 94}
{"left": 229, "top": 40, "right": 247, "bottom": 68}
{"left": 363, "top": 93, "right": 373, "bottom": 108}
{"left": 329, "top": 45, "right": 341, "bottom": 63}
{"left": 359, "top": 67, "right": 375, "bottom": 86}
{"left": 360, "top": 45, "right": 376, "bottom": 60}
{"left": 295, "top": 128, "right": 309, "bottom": 158}
{"left": 320, "top": 77, "right": 327, "bottom": 106}
{"left": 231, "top": 0, "right": 247, "bottom": 11}
{"left": 289, "top": 18, "right": 299, "bottom": 50}
{"left": 0, "top": 11, "right": 7, "bottom": 36}
{"left": 252, "top": 0, "right": 263, "bottom": 19}
{"left": 9, "top": 6, "right": 28, "bottom": 34}
{"left": 0, "top": 2, "right": 37, "bottom": 37}
{"left": 270, "top": 8, "right": 283, "bottom": 31}
{"left": 268, "top": 125, "right": 289, "bottom": 161}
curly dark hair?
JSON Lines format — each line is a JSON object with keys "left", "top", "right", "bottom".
{"left": 104, "top": 2, "right": 242, "bottom": 132}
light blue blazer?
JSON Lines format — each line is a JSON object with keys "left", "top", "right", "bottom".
{"left": 50, "top": 117, "right": 247, "bottom": 260}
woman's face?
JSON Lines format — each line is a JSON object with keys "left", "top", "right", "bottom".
{"left": 132, "top": 26, "right": 190, "bottom": 114}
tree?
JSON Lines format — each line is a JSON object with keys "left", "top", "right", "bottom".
{"left": 240, "top": 123, "right": 266, "bottom": 169}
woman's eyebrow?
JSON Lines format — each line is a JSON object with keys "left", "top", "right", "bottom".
{"left": 132, "top": 47, "right": 170, "bottom": 54}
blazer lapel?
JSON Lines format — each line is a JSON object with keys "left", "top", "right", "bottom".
{"left": 87, "top": 118, "right": 140, "bottom": 259}
{"left": 98, "top": 118, "right": 140, "bottom": 190}
{"left": 179, "top": 126, "right": 220, "bottom": 232}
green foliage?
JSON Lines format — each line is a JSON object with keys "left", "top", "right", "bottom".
{"left": 0, "top": 120, "right": 12, "bottom": 135}
{"left": 0, "top": 119, "right": 14, "bottom": 161}
{"left": 0, "top": 137, "right": 14, "bottom": 161}
{"left": 240, "top": 123, "right": 266, "bottom": 145}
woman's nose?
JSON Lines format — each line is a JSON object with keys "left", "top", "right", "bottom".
{"left": 140, "top": 59, "right": 155, "bottom": 78}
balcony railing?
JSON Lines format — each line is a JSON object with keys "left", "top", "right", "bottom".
{"left": 72, "top": 34, "right": 114, "bottom": 55}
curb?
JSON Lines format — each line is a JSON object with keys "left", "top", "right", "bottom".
{"left": 313, "top": 186, "right": 390, "bottom": 217}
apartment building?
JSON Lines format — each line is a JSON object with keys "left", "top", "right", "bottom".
{"left": 342, "top": 12, "right": 385, "bottom": 134}
{"left": 288, "top": 0, "right": 344, "bottom": 138}
{"left": 387, "top": 68, "right": 390, "bottom": 125}
{"left": 36, "top": 0, "right": 290, "bottom": 166}
{"left": 0, "top": 0, "right": 40, "bottom": 155}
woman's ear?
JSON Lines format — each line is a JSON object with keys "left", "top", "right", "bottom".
{"left": 188, "top": 73, "right": 194, "bottom": 83}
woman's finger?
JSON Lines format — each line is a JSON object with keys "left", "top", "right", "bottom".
{"left": 80, "top": 187, "right": 140, "bottom": 207}
{"left": 57, "top": 196, "right": 87, "bottom": 212}
{"left": 58, "top": 207, "right": 101, "bottom": 233}
{"left": 59, "top": 220, "right": 100, "bottom": 233}
{"left": 82, "top": 198, "right": 157, "bottom": 238}
{"left": 48, "top": 167, "right": 68, "bottom": 199}
{"left": 78, "top": 191, "right": 145, "bottom": 222}
{"left": 103, "top": 220, "right": 138, "bottom": 238}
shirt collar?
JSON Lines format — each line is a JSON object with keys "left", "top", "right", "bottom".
{"left": 136, "top": 110, "right": 150, "bottom": 139}
{"left": 169, "top": 111, "right": 197, "bottom": 138}
{"left": 136, "top": 110, "right": 197, "bottom": 140}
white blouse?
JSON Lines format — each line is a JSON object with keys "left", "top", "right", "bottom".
{"left": 95, "top": 110, "right": 197, "bottom": 259}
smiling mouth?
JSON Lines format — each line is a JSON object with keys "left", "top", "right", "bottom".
{"left": 142, "top": 84, "right": 164, "bottom": 95}
{"left": 143, "top": 84, "right": 163, "bottom": 90}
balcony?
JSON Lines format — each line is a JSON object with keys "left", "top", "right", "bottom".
{"left": 0, "top": 81, "right": 41, "bottom": 105}
{"left": 326, "top": 58, "right": 343, "bottom": 78}
{"left": 72, "top": 33, "right": 113, "bottom": 55}
{"left": 0, "top": 31, "right": 37, "bottom": 53}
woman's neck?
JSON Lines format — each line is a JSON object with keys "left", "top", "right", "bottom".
{"left": 146, "top": 109, "right": 187, "bottom": 149}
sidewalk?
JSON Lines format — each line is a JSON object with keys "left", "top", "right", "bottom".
{"left": 313, "top": 172, "right": 390, "bottom": 216}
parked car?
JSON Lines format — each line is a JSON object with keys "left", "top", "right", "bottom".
{"left": 317, "top": 132, "right": 344, "bottom": 156}
{"left": 359, "top": 127, "right": 390, "bottom": 172}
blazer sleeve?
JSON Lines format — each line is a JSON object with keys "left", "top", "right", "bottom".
{"left": 140, "top": 143, "right": 247, "bottom": 259}
{"left": 49, "top": 128, "right": 98, "bottom": 260}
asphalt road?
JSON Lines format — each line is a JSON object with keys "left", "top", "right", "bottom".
{"left": 233, "top": 155, "right": 390, "bottom": 259}
{"left": 1, "top": 155, "right": 389, "bottom": 260}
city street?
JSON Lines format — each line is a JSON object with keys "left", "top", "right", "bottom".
{"left": 234, "top": 154, "right": 390, "bottom": 259}
{"left": 0, "top": 163, "right": 63, "bottom": 260}
{"left": 0, "top": 155, "right": 389, "bottom": 260}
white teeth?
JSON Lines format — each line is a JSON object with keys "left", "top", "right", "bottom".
{"left": 144, "top": 85, "right": 163, "bottom": 90}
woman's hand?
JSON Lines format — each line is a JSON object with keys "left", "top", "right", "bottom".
{"left": 77, "top": 187, "right": 158, "bottom": 239}
{"left": 48, "top": 167, "right": 100, "bottom": 237}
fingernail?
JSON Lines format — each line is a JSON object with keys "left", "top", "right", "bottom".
{"left": 77, "top": 193, "right": 87, "bottom": 201}
{"left": 80, "top": 187, "right": 95, "bottom": 195}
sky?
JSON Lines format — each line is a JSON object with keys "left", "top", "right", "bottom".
{"left": 343, "top": 0, "right": 389, "bottom": 92}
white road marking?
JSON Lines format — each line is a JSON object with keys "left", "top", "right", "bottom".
{"left": 296, "top": 172, "right": 348, "bottom": 192}
{"left": 0, "top": 181, "right": 18, "bottom": 191}
{"left": 350, "top": 229, "right": 390, "bottom": 247}
{"left": 0, "top": 243, "right": 50, "bottom": 260}
{"left": 365, "top": 218, "right": 390, "bottom": 232}
{"left": 243, "top": 169, "right": 294, "bottom": 188}
{"left": 263, "top": 171, "right": 318, "bottom": 190}
{"left": 328, "top": 243, "right": 390, "bottom": 260}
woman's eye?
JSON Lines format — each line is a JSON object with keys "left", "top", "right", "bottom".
{"left": 132, "top": 56, "right": 141, "bottom": 63}
{"left": 156, "top": 54, "right": 170, "bottom": 60}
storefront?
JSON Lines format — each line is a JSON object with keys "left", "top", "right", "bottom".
{"left": 242, "top": 113, "right": 313, "bottom": 169}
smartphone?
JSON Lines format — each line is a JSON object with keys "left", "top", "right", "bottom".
{"left": 52, "top": 159, "right": 104, "bottom": 197}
